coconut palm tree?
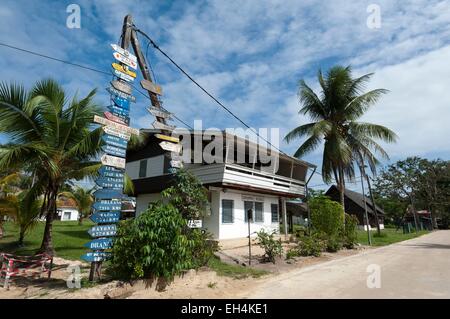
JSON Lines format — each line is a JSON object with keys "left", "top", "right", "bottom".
{"left": 59, "top": 186, "right": 94, "bottom": 225}
{"left": 0, "top": 191, "right": 42, "bottom": 245}
{"left": 285, "top": 66, "right": 397, "bottom": 218}
{"left": 0, "top": 79, "right": 104, "bottom": 255}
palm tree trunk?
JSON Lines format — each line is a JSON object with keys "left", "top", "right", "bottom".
{"left": 18, "top": 228, "right": 25, "bottom": 246}
{"left": 365, "top": 175, "right": 381, "bottom": 236}
{"left": 39, "top": 187, "right": 58, "bottom": 255}
{"left": 337, "top": 167, "right": 346, "bottom": 224}
{"left": 78, "top": 214, "right": 83, "bottom": 225}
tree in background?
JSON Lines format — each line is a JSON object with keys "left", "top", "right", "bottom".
{"left": 0, "top": 191, "right": 42, "bottom": 245}
{"left": 0, "top": 79, "right": 104, "bottom": 255}
{"left": 285, "top": 66, "right": 396, "bottom": 219}
{"left": 59, "top": 186, "right": 94, "bottom": 225}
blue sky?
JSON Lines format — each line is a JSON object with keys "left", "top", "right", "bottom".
{"left": 1, "top": 0, "right": 450, "bottom": 191}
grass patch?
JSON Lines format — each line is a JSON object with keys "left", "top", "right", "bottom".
{"left": 0, "top": 221, "right": 93, "bottom": 260}
{"left": 207, "top": 256, "right": 269, "bottom": 279}
{"left": 357, "top": 228, "right": 429, "bottom": 247}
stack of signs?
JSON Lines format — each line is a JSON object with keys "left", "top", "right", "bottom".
{"left": 155, "top": 133, "right": 183, "bottom": 174}
{"left": 82, "top": 44, "right": 139, "bottom": 264}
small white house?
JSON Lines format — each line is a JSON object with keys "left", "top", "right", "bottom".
{"left": 126, "top": 129, "right": 315, "bottom": 240}
{"left": 56, "top": 198, "right": 80, "bottom": 221}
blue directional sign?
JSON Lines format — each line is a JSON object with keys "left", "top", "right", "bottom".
{"left": 81, "top": 251, "right": 112, "bottom": 262}
{"left": 113, "top": 96, "right": 130, "bottom": 109}
{"left": 95, "top": 177, "right": 124, "bottom": 190}
{"left": 88, "top": 224, "right": 117, "bottom": 237}
{"left": 107, "top": 104, "right": 129, "bottom": 117}
{"left": 93, "top": 188, "right": 123, "bottom": 200}
{"left": 106, "top": 87, "right": 135, "bottom": 103}
{"left": 98, "top": 166, "right": 124, "bottom": 179}
{"left": 92, "top": 200, "right": 122, "bottom": 211}
{"left": 102, "top": 134, "right": 128, "bottom": 149}
{"left": 84, "top": 238, "right": 114, "bottom": 250}
{"left": 90, "top": 211, "right": 121, "bottom": 224}
{"left": 104, "top": 144, "right": 127, "bottom": 158}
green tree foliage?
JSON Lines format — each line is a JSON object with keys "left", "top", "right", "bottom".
{"left": 0, "top": 79, "right": 106, "bottom": 255}
{"left": 342, "top": 213, "right": 359, "bottom": 248}
{"left": 162, "top": 168, "right": 208, "bottom": 219}
{"left": 111, "top": 202, "right": 194, "bottom": 281}
{"left": 59, "top": 187, "right": 94, "bottom": 225}
{"left": 284, "top": 65, "right": 397, "bottom": 213}
{"left": 309, "top": 195, "right": 344, "bottom": 237}
{"left": 256, "top": 229, "right": 283, "bottom": 263}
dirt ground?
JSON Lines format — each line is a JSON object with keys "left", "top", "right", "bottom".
{"left": 0, "top": 244, "right": 368, "bottom": 299}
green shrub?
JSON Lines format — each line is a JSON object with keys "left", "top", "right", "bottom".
{"left": 293, "top": 225, "right": 308, "bottom": 239}
{"left": 110, "top": 202, "right": 195, "bottom": 280}
{"left": 286, "top": 247, "right": 300, "bottom": 260}
{"left": 297, "top": 233, "right": 326, "bottom": 257}
{"left": 325, "top": 235, "right": 343, "bottom": 252}
{"left": 188, "top": 229, "right": 219, "bottom": 268}
{"left": 342, "top": 213, "right": 359, "bottom": 248}
{"left": 309, "top": 196, "right": 344, "bottom": 237}
{"left": 256, "top": 229, "right": 283, "bottom": 263}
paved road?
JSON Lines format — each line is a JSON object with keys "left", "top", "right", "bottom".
{"left": 249, "top": 230, "right": 450, "bottom": 298}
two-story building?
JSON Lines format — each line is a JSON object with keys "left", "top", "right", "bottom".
{"left": 125, "top": 129, "right": 315, "bottom": 240}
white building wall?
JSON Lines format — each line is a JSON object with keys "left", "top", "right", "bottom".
{"left": 202, "top": 190, "right": 220, "bottom": 238}
{"left": 216, "top": 189, "right": 279, "bottom": 240}
{"left": 58, "top": 208, "right": 79, "bottom": 221}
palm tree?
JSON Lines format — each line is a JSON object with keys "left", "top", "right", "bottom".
{"left": 59, "top": 187, "right": 94, "bottom": 225}
{"left": 0, "top": 79, "right": 104, "bottom": 255}
{"left": 0, "top": 191, "right": 42, "bottom": 245}
{"left": 285, "top": 66, "right": 397, "bottom": 220}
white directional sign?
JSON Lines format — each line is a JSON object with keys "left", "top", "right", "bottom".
{"left": 159, "top": 141, "right": 182, "bottom": 153}
{"left": 113, "top": 51, "right": 137, "bottom": 69}
{"left": 170, "top": 160, "right": 183, "bottom": 169}
{"left": 111, "top": 44, "right": 137, "bottom": 63}
{"left": 101, "top": 154, "right": 126, "bottom": 169}
{"left": 152, "top": 120, "right": 176, "bottom": 131}
{"left": 147, "top": 107, "right": 172, "bottom": 119}
{"left": 103, "top": 126, "right": 131, "bottom": 141}
{"left": 141, "top": 80, "right": 163, "bottom": 95}
{"left": 94, "top": 115, "right": 139, "bottom": 136}
{"left": 188, "top": 220, "right": 202, "bottom": 228}
{"left": 113, "top": 69, "right": 134, "bottom": 82}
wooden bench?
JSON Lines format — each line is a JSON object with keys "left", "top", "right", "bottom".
{"left": 0, "top": 253, "right": 53, "bottom": 289}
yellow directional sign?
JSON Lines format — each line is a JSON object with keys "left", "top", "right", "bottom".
{"left": 155, "top": 134, "right": 180, "bottom": 143}
{"left": 112, "top": 63, "right": 137, "bottom": 78}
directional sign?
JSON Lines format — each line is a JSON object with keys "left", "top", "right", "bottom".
{"left": 111, "top": 44, "right": 137, "bottom": 63}
{"left": 93, "top": 188, "right": 123, "bottom": 200}
{"left": 113, "top": 96, "right": 130, "bottom": 110}
{"left": 94, "top": 115, "right": 139, "bottom": 136}
{"left": 92, "top": 200, "right": 122, "bottom": 211}
{"left": 112, "top": 63, "right": 136, "bottom": 78}
{"left": 141, "top": 79, "right": 163, "bottom": 95}
{"left": 90, "top": 211, "right": 121, "bottom": 224}
{"left": 84, "top": 238, "right": 114, "bottom": 250}
{"left": 159, "top": 141, "right": 182, "bottom": 153}
{"left": 170, "top": 160, "right": 183, "bottom": 169}
{"left": 188, "top": 220, "right": 203, "bottom": 228}
{"left": 104, "top": 144, "right": 126, "bottom": 158}
{"left": 147, "top": 107, "right": 172, "bottom": 120}
{"left": 107, "top": 104, "right": 129, "bottom": 118}
{"left": 111, "top": 80, "right": 132, "bottom": 95}
{"left": 106, "top": 86, "right": 136, "bottom": 102}
{"left": 101, "top": 154, "right": 126, "bottom": 169}
{"left": 155, "top": 134, "right": 180, "bottom": 143}
{"left": 95, "top": 177, "right": 124, "bottom": 190}
{"left": 81, "top": 251, "right": 112, "bottom": 262}
{"left": 113, "top": 69, "right": 134, "bottom": 82}
{"left": 88, "top": 224, "right": 117, "bottom": 237}
{"left": 104, "top": 111, "right": 128, "bottom": 125}
{"left": 152, "top": 120, "right": 176, "bottom": 131}
{"left": 113, "top": 51, "right": 137, "bottom": 69}
{"left": 102, "top": 134, "right": 128, "bottom": 149}
{"left": 103, "top": 126, "right": 131, "bottom": 141}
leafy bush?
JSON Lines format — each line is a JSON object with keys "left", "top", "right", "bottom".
{"left": 256, "top": 229, "right": 283, "bottom": 263}
{"left": 342, "top": 213, "right": 359, "bottom": 248}
{"left": 110, "top": 202, "right": 195, "bottom": 280}
{"left": 325, "top": 235, "right": 343, "bottom": 252}
{"left": 309, "top": 196, "right": 344, "bottom": 237}
{"left": 293, "top": 225, "right": 308, "bottom": 239}
{"left": 297, "top": 233, "right": 326, "bottom": 257}
{"left": 286, "top": 247, "right": 300, "bottom": 260}
{"left": 188, "top": 229, "right": 219, "bottom": 268}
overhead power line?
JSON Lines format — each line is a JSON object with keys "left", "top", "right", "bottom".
{"left": 0, "top": 41, "right": 192, "bottom": 129}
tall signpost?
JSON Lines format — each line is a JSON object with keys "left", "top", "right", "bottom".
{"left": 83, "top": 42, "right": 139, "bottom": 281}
{"left": 84, "top": 15, "right": 184, "bottom": 281}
